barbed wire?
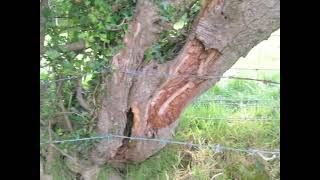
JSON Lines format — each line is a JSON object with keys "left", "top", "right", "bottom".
{"left": 192, "top": 101, "right": 280, "bottom": 107}
{"left": 229, "top": 68, "right": 279, "bottom": 71}
{"left": 40, "top": 67, "right": 280, "bottom": 85}
{"left": 40, "top": 66, "right": 279, "bottom": 72}
{"left": 195, "top": 98, "right": 279, "bottom": 102}
{"left": 40, "top": 91, "right": 278, "bottom": 103}
{"left": 183, "top": 116, "right": 279, "bottom": 121}
{"left": 40, "top": 94, "right": 279, "bottom": 108}
{"left": 40, "top": 133, "right": 280, "bottom": 158}
{"left": 40, "top": 95, "right": 280, "bottom": 113}
{"left": 120, "top": 69, "right": 280, "bottom": 84}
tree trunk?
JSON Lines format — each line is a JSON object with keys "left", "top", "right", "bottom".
{"left": 91, "top": 0, "right": 280, "bottom": 165}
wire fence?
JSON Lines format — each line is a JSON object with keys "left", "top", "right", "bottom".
{"left": 183, "top": 116, "right": 279, "bottom": 121}
{"left": 192, "top": 101, "right": 280, "bottom": 107}
{"left": 40, "top": 67, "right": 280, "bottom": 85}
{"left": 229, "top": 68, "right": 279, "bottom": 71}
{"left": 40, "top": 65, "right": 280, "bottom": 161}
{"left": 40, "top": 96, "right": 280, "bottom": 159}
{"left": 40, "top": 133, "right": 280, "bottom": 160}
{"left": 194, "top": 98, "right": 279, "bottom": 102}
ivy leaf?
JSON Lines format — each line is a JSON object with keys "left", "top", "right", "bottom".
{"left": 144, "top": 48, "right": 153, "bottom": 61}
{"left": 42, "top": 7, "right": 52, "bottom": 18}
{"left": 89, "top": 13, "right": 98, "bottom": 23}
{"left": 94, "top": 0, "right": 104, "bottom": 6}
{"left": 173, "top": 13, "right": 187, "bottom": 30}
{"left": 63, "top": 61, "right": 75, "bottom": 75}
{"left": 47, "top": 49, "right": 60, "bottom": 59}
{"left": 84, "top": 0, "right": 91, "bottom": 6}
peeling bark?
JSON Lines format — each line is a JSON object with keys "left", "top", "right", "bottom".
{"left": 91, "top": 0, "right": 280, "bottom": 165}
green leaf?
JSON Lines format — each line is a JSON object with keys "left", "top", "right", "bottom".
{"left": 94, "top": 0, "right": 104, "bottom": 6}
{"left": 46, "top": 49, "right": 60, "bottom": 59}
{"left": 144, "top": 48, "right": 153, "bottom": 61}
{"left": 84, "top": 0, "right": 91, "bottom": 6}
{"left": 42, "top": 7, "right": 52, "bottom": 18}
{"left": 89, "top": 13, "right": 98, "bottom": 23}
{"left": 173, "top": 13, "right": 187, "bottom": 30}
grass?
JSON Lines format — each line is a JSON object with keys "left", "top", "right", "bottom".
{"left": 43, "top": 30, "right": 280, "bottom": 180}
{"left": 117, "top": 75, "right": 280, "bottom": 180}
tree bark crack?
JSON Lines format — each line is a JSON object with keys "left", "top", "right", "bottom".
{"left": 114, "top": 108, "right": 134, "bottom": 159}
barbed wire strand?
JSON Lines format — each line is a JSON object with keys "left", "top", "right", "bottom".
{"left": 192, "top": 102, "right": 280, "bottom": 107}
{"left": 229, "top": 68, "right": 279, "bottom": 71}
{"left": 40, "top": 133, "right": 280, "bottom": 157}
{"left": 40, "top": 68, "right": 280, "bottom": 85}
{"left": 120, "top": 69, "right": 280, "bottom": 84}
{"left": 184, "top": 116, "right": 279, "bottom": 121}
{"left": 194, "top": 98, "right": 278, "bottom": 102}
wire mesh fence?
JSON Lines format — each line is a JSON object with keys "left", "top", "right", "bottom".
{"left": 40, "top": 63, "right": 280, "bottom": 161}
{"left": 40, "top": 67, "right": 280, "bottom": 85}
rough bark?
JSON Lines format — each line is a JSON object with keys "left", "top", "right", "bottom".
{"left": 91, "top": 0, "right": 280, "bottom": 165}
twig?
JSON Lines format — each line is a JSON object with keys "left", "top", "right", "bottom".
{"left": 46, "top": 119, "right": 55, "bottom": 171}
{"left": 55, "top": 111, "right": 85, "bottom": 119}
{"left": 48, "top": 120, "right": 52, "bottom": 142}
{"left": 210, "top": 173, "right": 223, "bottom": 180}
{"left": 88, "top": 113, "right": 98, "bottom": 134}
{"left": 76, "top": 79, "right": 92, "bottom": 112}
{"left": 40, "top": 119, "right": 46, "bottom": 126}
{"left": 47, "top": 119, "right": 82, "bottom": 170}
{"left": 227, "top": 76, "right": 280, "bottom": 84}
{"left": 63, "top": 40, "right": 86, "bottom": 51}
{"left": 257, "top": 152, "right": 278, "bottom": 161}
{"left": 91, "top": 81, "right": 100, "bottom": 108}
{"left": 56, "top": 80, "right": 73, "bottom": 131}
{"left": 107, "top": 18, "right": 127, "bottom": 31}
{"left": 49, "top": 144, "right": 79, "bottom": 164}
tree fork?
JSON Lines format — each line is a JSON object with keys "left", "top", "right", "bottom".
{"left": 91, "top": 0, "right": 280, "bottom": 165}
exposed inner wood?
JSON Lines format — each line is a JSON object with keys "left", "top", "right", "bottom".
{"left": 145, "top": 39, "right": 220, "bottom": 130}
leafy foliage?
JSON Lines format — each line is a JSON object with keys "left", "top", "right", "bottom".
{"left": 42, "top": 0, "right": 136, "bottom": 80}
{"left": 144, "top": 0, "right": 200, "bottom": 63}
{"left": 40, "top": 1, "right": 137, "bottom": 172}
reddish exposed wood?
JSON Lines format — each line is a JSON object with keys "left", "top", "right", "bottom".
{"left": 145, "top": 40, "right": 220, "bottom": 130}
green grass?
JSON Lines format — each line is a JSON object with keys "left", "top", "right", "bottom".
{"left": 94, "top": 69, "right": 280, "bottom": 180}
{"left": 44, "top": 30, "right": 280, "bottom": 180}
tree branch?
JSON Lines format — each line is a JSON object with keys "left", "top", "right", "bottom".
{"left": 56, "top": 80, "right": 74, "bottom": 131}
{"left": 50, "top": 144, "right": 79, "bottom": 164}
{"left": 63, "top": 40, "right": 86, "bottom": 52}
{"left": 46, "top": 119, "right": 56, "bottom": 173}
{"left": 76, "top": 79, "right": 92, "bottom": 112}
